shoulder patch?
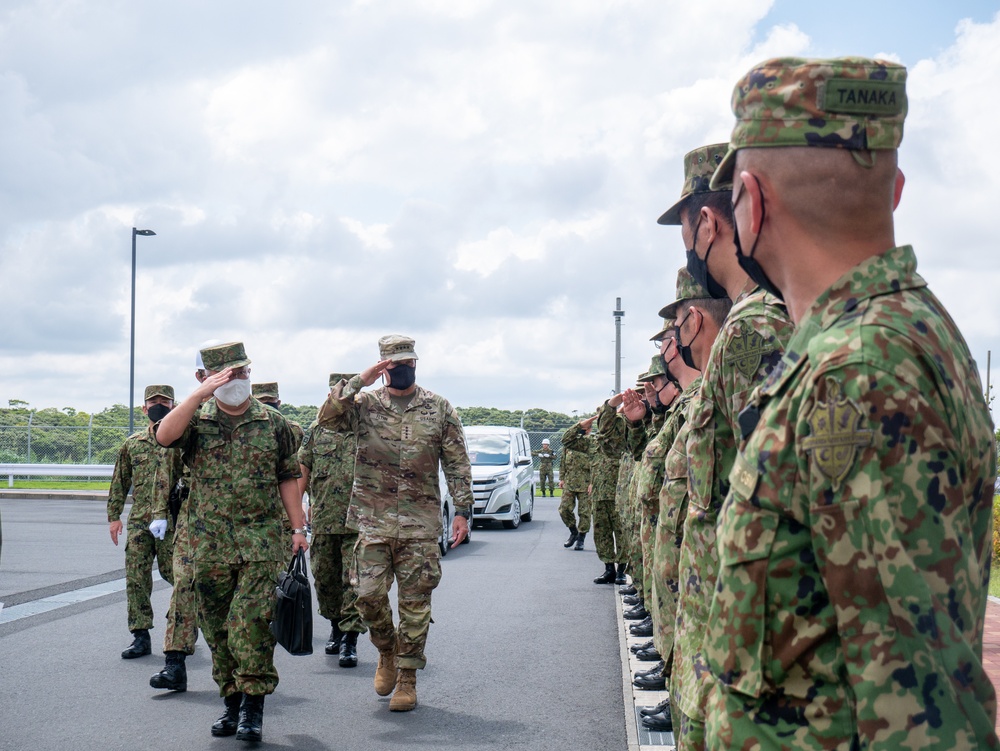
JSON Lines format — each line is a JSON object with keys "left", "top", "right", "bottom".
{"left": 801, "top": 379, "right": 873, "bottom": 489}
{"left": 724, "top": 324, "right": 773, "bottom": 379}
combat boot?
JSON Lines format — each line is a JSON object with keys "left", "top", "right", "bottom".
{"left": 325, "top": 624, "right": 343, "bottom": 655}
{"left": 563, "top": 526, "right": 578, "bottom": 547}
{"left": 339, "top": 631, "right": 359, "bottom": 668}
{"left": 614, "top": 563, "right": 627, "bottom": 585}
{"left": 374, "top": 649, "right": 397, "bottom": 696}
{"left": 593, "top": 563, "right": 616, "bottom": 584}
{"left": 121, "top": 629, "right": 151, "bottom": 659}
{"left": 211, "top": 692, "right": 243, "bottom": 737}
{"left": 236, "top": 694, "right": 265, "bottom": 742}
{"left": 574, "top": 532, "right": 586, "bottom": 551}
{"left": 149, "top": 651, "right": 187, "bottom": 691}
{"left": 389, "top": 668, "right": 418, "bottom": 711}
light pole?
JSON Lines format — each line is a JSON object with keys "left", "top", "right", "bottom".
{"left": 129, "top": 227, "right": 156, "bottom": 435}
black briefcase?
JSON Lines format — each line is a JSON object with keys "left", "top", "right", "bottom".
{"left": 270, "top": 550, "right": 313, "bottom": 655}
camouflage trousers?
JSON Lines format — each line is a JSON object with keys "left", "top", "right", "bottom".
{"left": 623, "top": 468, "right": 644, "bottom": 595}
{"left": 351, "top": 537, "right": 442, "bottom": 670}
{"left": 651, "top": 515, "right": 681, "bottom": 660}
{"left": 591, "top": 499, "right": 620, "bottom": 563}
{"left": 638, "top": 499, "right": 657, "bottom": 606}
{"left": 163, "top": 515, "right": 199, "bottom": 654}
{"left": 538, "top": 467, "right": 554, "bottom": 496}
{"left": 195, "top": 560, "right": 279, "bottom": 697}
{"left": 558, "top": 491, "right": 591, "bottom": 533}
{"left": 674, "top": 706, "right": 705, "bottom": 751}
{"left": 310, "top": 532, "right": 365, "bottom": 634}
{"left": 124, "top": 523, "right": 174, "bottom": 631}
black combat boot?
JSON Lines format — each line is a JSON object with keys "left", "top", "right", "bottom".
{"left": 563, "top": 526, "right": 578, "bottom": 548}
{"left": 325, "top": 624, "right": 343, "bottom": 655}
{"left": 614, "top": 563, "right": 627, "bottom": 585}
{"left": 211, "top": 693, "right": 243, "bottom": 737}
{"left": 339, "top": 631, "right": 359, "bottom": 668}
{"left": 574, "top": 532, "right": 586, "bottom": 551}
{"left": 121, "top": 629, "right": 151, "bottom": 659}
{"left": 619, "top": 583, "right": 638, "bottom": 596}
{"left": 236, "top": 694, "right": 265, "bottom": 742}
{"left": 593, "top": 563, "right": 616, "bottom": 584}
{"left": 149, "top": 651, "right": 187, "bottom": 691}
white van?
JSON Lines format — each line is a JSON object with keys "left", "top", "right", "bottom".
{"left": 465, "top": 426, "right": 535, "bottom": 529}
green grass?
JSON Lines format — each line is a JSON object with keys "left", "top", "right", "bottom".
{"left": 5, "top": 480, "right": 110, "bottom": 490}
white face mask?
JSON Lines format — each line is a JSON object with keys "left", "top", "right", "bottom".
{"left": 215, "top": 378, "right": 252, "bottom": 406}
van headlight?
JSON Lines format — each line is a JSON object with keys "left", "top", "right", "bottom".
{"left": 487, "top": 472, "right": 510, "bottom": 485}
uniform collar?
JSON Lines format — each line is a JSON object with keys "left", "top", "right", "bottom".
{"left": 200, "top": 396, "right": 272, "bottom": 425}
{"left": 374, "top": 384, "right": 430, "bottom": 413}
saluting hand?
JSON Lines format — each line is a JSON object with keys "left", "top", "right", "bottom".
{"left": 621, "top": 389, "right": 647, "bottom": 423}
{"left": 359, "top": 359, "right": 393, "bottom": 387}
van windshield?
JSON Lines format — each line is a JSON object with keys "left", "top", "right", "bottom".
{"left": 466, "top": 434, "right": 511, "bottom": 466}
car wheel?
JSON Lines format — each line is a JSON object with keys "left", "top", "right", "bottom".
{"left": 502, "top": 496, "right": 522, "bottom": 529}
{"left": 439, "top": 510, "right": 449, "bottom": 557}
{"left": 521, "top": 486, "right": 534, "bottom": 522}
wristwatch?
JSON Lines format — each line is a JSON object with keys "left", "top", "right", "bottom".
{"left": 292, "top": 528, "right": 308, "bottom": 535}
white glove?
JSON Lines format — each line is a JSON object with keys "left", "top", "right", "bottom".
{"left": 149, "top": 519, "right": 168, "bottom": 540}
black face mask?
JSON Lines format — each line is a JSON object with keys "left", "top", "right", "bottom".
{"left": 387, "top": 363, "right": 416, "bottom": 390}
{"left": 675, "top": 312, "right": 699, "bottom": 370}
{"left": 660, "top": 351, "right": 680, "bottom": 385}
{"left": 147, "top": 404, "right": 171, "bottom": 423}
{"left": 733, "top": 176, "right": 783, "bottom": 300}
{"left": 685, "top": 216, "right": 728, "bottom": 300}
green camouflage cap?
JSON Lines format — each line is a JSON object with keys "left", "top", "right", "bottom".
{"left": 200, "top": 341, "right": 251, "bottom": 371}
{"left": 329, "top": 372, "right": 359, "bottom": 388}
{"left": 711, "top": 56, "right": 907, "bottom": 189}
{"left": 658, "top": 267, "right": 709, "bottom": 320}
{"left": 144, "top": 384, "right": 174, "bottom": 401}
{"left": 649, "top": 317, "right": 676, "bottom": 342}
{"left": 378, "top": 334, "right": 418, "bottom": 362}
{"left": 638, "top": 355, "right": 666, "bottom": 382}
{"left": 657, "top": 143, "right": 731, "bottom": 226}
{"left": 252, "top": 382, "right": 279, "bottom": 400}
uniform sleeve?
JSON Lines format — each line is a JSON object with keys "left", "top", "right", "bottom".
{"left": 595, "top": 407, "right": 625, "bottom": 457}
{"left": 298, "top": 422, "right": 317, "bottom": 472}
{"left": 561, "top": 423, "right": 587, "bottom": 451}
{"left": 805, "top": 366, "right": 996, "bottom": 748}
{"left": 107, "top": 439, "right": 133, "bottom": 522}
{"left": 317, "top": 376, "right": 362, "bottom": 431}
{"left": 151, "top": 447, "right": 183, "bottom": 521}
{"left": 273, "top": 414, "right": 303, "bottom": 483}
{"left": 440, "top": 403, "right": 473, "bottom": 510}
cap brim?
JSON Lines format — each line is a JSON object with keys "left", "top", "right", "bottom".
{"left": 656, "top": 195, "right": 687, "bottom": 226}
{"left": 387, "top": 352, "right": 418, "bottom": 362}
{"left": 709, "top": 147, "right": 738, "bottom": 191}
{"left": 222, "top": 357, "right": 251, "bottom": 369}
{"left": 145, "top": 391, "right": 173, "bottom": 399}
{"left": 658, "top": 301, "right": 682, "bottom": 320}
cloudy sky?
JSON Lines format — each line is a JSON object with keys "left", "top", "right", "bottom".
{"left": 2, "top": 0, "right": 999, "bottom": 418}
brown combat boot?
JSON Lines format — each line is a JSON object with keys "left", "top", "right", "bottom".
{"left": 389, "top": 668, "right": 417, "bottom": 711}
{"left": 374, "top": 649, "right": 397, "bottom": 696}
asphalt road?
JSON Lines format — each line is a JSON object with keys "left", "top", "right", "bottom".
{"left": 0, "top": 495, "right": 626, "bottom": 751}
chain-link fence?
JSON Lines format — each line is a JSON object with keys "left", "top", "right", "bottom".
{"left": 0, "top": 422, "right": 130, "bottom": 465}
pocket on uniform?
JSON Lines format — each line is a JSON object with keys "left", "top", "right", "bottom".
{"left": 661, "top": 444, "right": 689, "bottom": 535}
{"left": 705, "top": 496, "right": 778, "bottom": 699}
{"left": 685, "top": 397, "right": 715, "bottom": 512}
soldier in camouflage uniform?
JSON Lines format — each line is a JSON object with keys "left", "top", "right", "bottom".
{"left": 156, "top": 342, "right": 308, "bottom": 742}
{"left": 532, "top": 438, "right": 556, "bottom": 496}
{"left": 317, "top": 335, "right": 473, "bottom": 713}
{"left": 149, "top": 354, "right": 207, "bottom": 693}
{"left": 558, "top": 417, "right": 595, "bottom": 549}
{"left": 566, "top": 414, "right": 620, "bottom": 574}
{"left": 298, "top": 372, "right": 366, "bottom": 668}
{"left": 659, "top": 142, "right": 793, "bottom": 749}
{"left": 108, "top": 384, "right": 182, "bottom": 659}
{"left": 703, "top": 57, "right": 999, "bottom": 750}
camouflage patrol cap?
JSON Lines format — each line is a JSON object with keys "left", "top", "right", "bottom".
{"left": 329, "top": 372, "right": 359, "bottom": 388}
{"left": 144, "top": 385, "right": 174, "bottom": 401}
{"left": 711, "top": 56, "right": 908, "bottom": 189}
{"left": 200, "top": 341, "right": 251, "bottom": 371}
{"left": 649, "top": 317, "right": 676, "bottom": 343}
{"left": 252, "top": 382, "right": 279, "bottom": 400}
{"left": 658, "top": 267, "right": 709, "bottom": 320}
{"left": 378, "top": 334, "right": 419, "bottom": 362}
{"left": 657, "top": 143, "right": 731, "bottom": 226}
{"left": 638, "top": 355, "right": 666, "bottom": 383}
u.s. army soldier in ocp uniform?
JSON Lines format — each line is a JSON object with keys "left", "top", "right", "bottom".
{"left": 299, "top": 372, "right": 366, "bottom": 668}
{"left": 704, "top": 57, "right": 998, "bottom": 750}
{"left": 317, "top": 334, "right": 472, "bottom": 712}
{"left": 155, "top": 342, "right": 308, "bottom": 743}
{"left": 108, "top": 384, "right": 182, "bottom": 660}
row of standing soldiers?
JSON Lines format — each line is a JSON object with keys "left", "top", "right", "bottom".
{"left": 550, "top": 55, "right": 999, "bottom": 750}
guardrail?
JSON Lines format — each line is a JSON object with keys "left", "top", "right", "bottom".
{"left": 0, "top": 463, "right": 114, "bottom": 488}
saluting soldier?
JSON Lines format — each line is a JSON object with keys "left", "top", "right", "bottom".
{"left": 704, "top": 57, "right": 998, "bottom": 749}
{"left": 559, "top": 416, "right": 596, "bottom": 550}
{"left": 108, "top": 384, "right": 182, "bottom": 659}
